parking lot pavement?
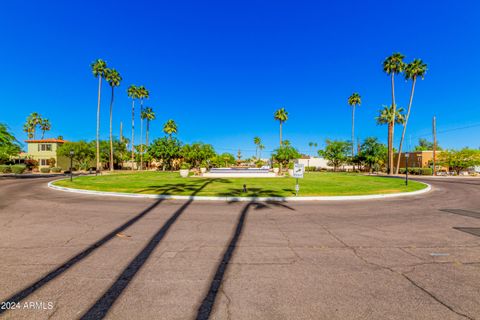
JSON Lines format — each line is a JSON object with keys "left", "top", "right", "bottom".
{"left": 0, "top": 177, "right": 479, "bottom": 319}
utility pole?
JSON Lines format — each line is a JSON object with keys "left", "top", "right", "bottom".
{"left": 433, "top": 116, "right": 437, "bottom": 176}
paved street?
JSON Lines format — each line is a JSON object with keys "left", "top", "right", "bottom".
{"left": 0, "top": 176, "right": 479, "bottom": 319}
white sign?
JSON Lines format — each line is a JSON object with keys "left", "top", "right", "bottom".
{"left": 293, "top": 163, "right": 305, "bottom": 178}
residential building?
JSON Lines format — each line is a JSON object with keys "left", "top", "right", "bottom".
{"left": 24, "top": 139, "right": 70, "bottom": 170}
{"left": 394, "top": 150, "right": 441, "bottom": 168}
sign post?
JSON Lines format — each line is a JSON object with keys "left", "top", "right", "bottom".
{"left": 292, "top": 163, "right": 305, "bottom": 196}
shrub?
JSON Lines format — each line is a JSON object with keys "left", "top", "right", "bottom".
{"left": 288, "top": 162, "right": 294, "bottom": 169}
{"left": 40, "top": 167, "right": 51, "bottom": 173}
{"left": 0, "top": 165, "right": 11, "bottom": 173}
{"left": 24, "top": 159, "right": 38, "bottom": 170}
{"left": 48, "top": 158, "right": 56, "bottom": 168}
{"left": 273, "top": 163, "right": 280, "bottom": 168}
{"left": 305, "top": 166, "right": 317, "bottom": 172}
{"left": 180, "top": 163, "right": 190, "bottom": 170}
{"left": 421, "top": 168, "right": 433, "bottom": 175}
{"left": 51, "top": 167, "right": 62, "bottom": 173}
{"left": 11, "top": 165, "right": 26, "bottom": 174}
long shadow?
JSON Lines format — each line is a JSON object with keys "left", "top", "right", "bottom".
{"left": 0, "top": 192, "right": 173, "bottom": 316}
{"left": 196, "top": 199, "right": 295, "bottom": 320}
{"left": 80, "top": 179, "right": 216, "bottom": 320}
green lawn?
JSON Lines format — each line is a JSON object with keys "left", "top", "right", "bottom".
{"left": 53, "top": 171, "right": 426, "bottom": 197}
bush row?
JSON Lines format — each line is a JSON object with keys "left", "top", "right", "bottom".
{"left": 39, "top": 167, "right": 62, "bottom": 173}
{"left": 0, "top": 164, "right": 27, "bottom": 174}
{"left": 398, "top": 167, "right": 433, "bottom": 175}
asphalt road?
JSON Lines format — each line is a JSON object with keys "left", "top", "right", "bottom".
{"left": 0, "top": 176, "right": 479, "bottom": 320}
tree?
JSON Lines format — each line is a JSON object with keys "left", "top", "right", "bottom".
{"left": 274, "top": 107, "right": 288, "bottom": 146}
{"left": 376, "top": 105, "right": 405, "bottom": 174}
{"left": 0, "top": 123, "right": 21, "bottom": 164}
{"left": 58, "top": 141, "right": 95, "bottom": 170}
{"left": 272, "top": 144, "right": 300, "bottom": 169}
{"left": 438, "top": 149, "right": 480, "bottom": 174}
{"left": 383, "top": 53, "right": 405, "bottom": 174}
{"left": 105, "top": 68, "right": 122, "bottom": 172}
{"left": 163, "top": 119, "right": 178, "bottom": 139}
{"left": 127, "top": 85, "right": 139, "bottom": 168}
{"left": 414, "top": 138, "right": 442, "bottom": 151}
{"left": 395, "top": 59, "right": 428, "bottom": 174}
{"left": 347, "top": 93, "right": 361, "bottom": 160}
{"left": 359, "top": 137, "right": 388, "bottom": 172}
{"left": 91, "top": 59, "right": 107, "bottom": 172}
{"left": 211, "top": 152, "right": 236, "bottom": 168}
{"left": 137, "top": 86, "right": 150, "bottom": 170}
{"left": 142, "top": 107, "right": 156, "bottom": 147}
{"left": 318, "top": 140, "right": 352, "bottom": 171}
{"left": 182, "top": 143, "right": 216, "bottom": 168}
{"left": 308, "top": 142, "right": 318, "bottom": 157}
{"left": 258, "top": 144, "right": 265, "bottom": 159}
{"left": 253, "top": 136, "right": 261, "bottom": 159}
{"left": 24, "top": 112, "right": 41, "bottom": 139}
{"left": 39, "top": 118, "right": 51, "bottom": 139}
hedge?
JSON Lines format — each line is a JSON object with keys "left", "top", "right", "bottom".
{"left": 40, "top": 167, "right": 51, "bottom": 173}
{"left": 51, "top": 167, "right": 62, "bottom": 173}
{"left": 11, "top": 165, "right": 26, "bottom": 174}
{"left": 0, "top": 165, "right": 11, "bottom": 173}
{"left": 399, "top": 168, "right": 432, "bottom": 175}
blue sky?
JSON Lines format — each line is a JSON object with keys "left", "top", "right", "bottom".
{"left": 1, "top": 0, "right": 479, "bottom": 156}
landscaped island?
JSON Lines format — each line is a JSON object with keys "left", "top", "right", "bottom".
{"left": 53, "top": 172, "right": 426, "bottom": 197}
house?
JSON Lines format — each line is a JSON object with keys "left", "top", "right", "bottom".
{"left": 24, "top": 139, "right": 70, "bottom": 170}
{"left": 394, "top": 150, "right": 442, "bottom": 168}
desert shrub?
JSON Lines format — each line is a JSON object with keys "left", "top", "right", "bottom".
{"left": 51, "top": 167, "right": 62, "bottom": 173}
{"left": 11, "top": 165, "right": 26, "bottom": 174}
{"left": 0, "top": 165, "right": 11, "bottom": 173}
{"left": 40, "top": 167, "right": 51, "bottom": 173}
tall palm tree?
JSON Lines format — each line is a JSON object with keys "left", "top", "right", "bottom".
{"left": 105, "top": 68, "right": 122, "bottom": 172}
{"left": 142, "top": 107, "right": 156, "bottom": 148}
{"left": 127, "top": 85, "right": 139, "bottom": 169}
{"left": 274, "top": 107, "right": 288, "bottom": 146}
{"left": 91, "top": 59, "right": 107, "bottom": 172}
{"left": 347, "top": 93, "right": 361, "bottom": 160}
{"left": 253, "top": 136, "right": 261, "bottom": 159}
{"left": 163, "top": 119, "right": 178, "bottom": 139}
{"left": 137, "top": 86, "right": 150, "bottom": 170}
{"left": 383, "top": 53, "right": 405, "bottom": 174}
{"left": 25, "top": 112, "right": 41, "bottom": 139}
{"left": 376, "top": 105, "right": 406, "bottom": 173}
{"left": 258, "top": 144, "right": 265, "bottom": 159}
{"left": 39, "top": 118, "right": 51, "bottom": 139}
{"left": 395, "top": 59, "right": 428, "bottom": 174}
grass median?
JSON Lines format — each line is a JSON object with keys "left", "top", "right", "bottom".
{"left": 53, "top": 171, "right": 427, "bottom": 197}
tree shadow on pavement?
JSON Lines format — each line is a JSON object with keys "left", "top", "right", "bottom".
{"left": 136, "top": 178, "right": 231, "bottom": 195}
{"left": 196, "top": 199, "right": 295, "bottom": 320}
{"left": 80, "top": 179, "right": 217, "bottom": 320}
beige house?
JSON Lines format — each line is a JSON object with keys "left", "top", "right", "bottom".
{"left": 394, "top": 150, "right": 442, "bottom": 168}
{"left": 25, "top": 139, "right": 70, "bottom": 170}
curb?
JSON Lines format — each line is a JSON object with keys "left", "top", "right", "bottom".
{"left": 47, "top": 179, "right": 432, "bottom": 202}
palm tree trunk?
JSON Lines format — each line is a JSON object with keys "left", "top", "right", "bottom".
{"left": 109, "top": 86, "right": 115, "bottom": 172}
{"left": 395, "top": 76, "right": 417, "bottom": 174}
{"left": 140, "top": 101, "right": 143, "bottom": 170}
{"left": 279, "top": 122, "right": 283, "bottom": 146}
{"left": 42, "top": 130, "right": 45, "bottom": 139}
{"left": 146, "top": 120, "right": 150, "bottom": 147}
{"left": 389, "top": 73, "right": 396, "bottom": 175}
{"left": 352, "top": 105, "right": 355, "bottom": 170}
{"left": 388, "top": 123, "right": 393, "bottom": 174}
{"left": 131, "top": 99, "right": 135, "bottom": 169}
{"left": 96, "top": 77, "right": 102, "bottom": 172}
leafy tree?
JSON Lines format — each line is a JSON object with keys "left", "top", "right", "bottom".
{"left": 414, "top": 138, "right": 442, "bottom": 151}
{"left": 91, "top": 58, "right": 107, "bottom": 172}
{"left": 318, "top": 140, "right": 352, "bottom": 171}
{"left": 274, "top": 107, "right": 288, "bottom": 146}
{"left": 211, "top": 152, "right": 236, "bottom": 168}
{"left": 395, "top": 59, "right": 428, "bottom": 174}
{"left": 347, "top": 93, "right": 361, "bottom": 159}
{"left": 39, "top": 118, "right": 51, "bottom": 139}
{"left": 376, "top": 105, "right": 405, "bottom": 174}
{"left": 383, "top": 53, "right": 406, "bottom": 174}
{"left": 0, "top": 123, "right": 21, "bottom": 164}
{"left": 359, "top": 137, "right": 388, "bottom": 172}
{"left": 182, "top": 143, "right": 216, "bottom": 168}
{"left": 438, "top": 149, "right": 480, "bottom": 174}
{"left": 105, "top": 68, "right": 122, "bottom": 171}
{"left": 58, "top": 141, "right": 95, "bottom": 170}
{"left": 163, "top": 119, "right": 178, "bottom": 139}
{"left": 127, "top": 85, "right": 140, "bottom": 167}
{"left": 272, "top": 144, "right": 300, "bottom": 169}
{"left": 147, "top": 137, "right": 183, "bottom": 171}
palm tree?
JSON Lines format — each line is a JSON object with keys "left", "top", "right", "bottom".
{"left": 253, "top": 136, "right": 261, "bottom": 159}
{"left": 383, "top": 53, "right": 405, "bottom": 174}
{"left": 137, "top": 86, "right": 150, "bottom": 170}
{"left": 395, "top": 59, "right": 428, "bottom": 174}
{"left": 105, "top": 68, "right": 122, "bottom": 172}
{"left": 274, "top": 107, "right": 288, "bottom": 146}
{"left": 24, "top": 112, "right": 41, "bottom": 139}
{"left": 258, "top": 144, "right": 265, "bottom": 159}
{"left": 142, "top": 107, "right": 156, "bottom": 147}
{"left": 376, "top": 105, "right": 406, "bottom": 173}
{"left": 91, "top": 59, "right": 107, "bottom": 172}
{"left": 163, "top": 119, "right": 178, "bottom": 139}
{"left": 39, "top": 118, "right": 51, "bottom": 139}
{"left": 127, "top": 85, "right": 139, "bottom": 169}
{"left": 347, "top": 93, "right": 361, "bottom": 160}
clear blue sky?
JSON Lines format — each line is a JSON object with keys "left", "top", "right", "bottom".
{"left": 1, "top": 0, "right": 479, "bottom": 156}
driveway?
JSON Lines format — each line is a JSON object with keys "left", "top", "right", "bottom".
{"left": 0, "top": 176, "right": 479, "bottom": 319}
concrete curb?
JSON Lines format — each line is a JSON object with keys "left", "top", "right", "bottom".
{"left": 47, "top": 179, "right": 432, "bottom": 202}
